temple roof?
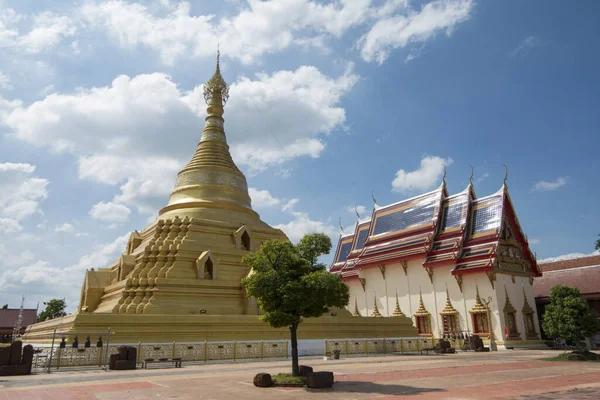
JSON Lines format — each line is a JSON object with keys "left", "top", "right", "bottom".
{"left": 331, "top": 180, "right": 540, "bottom": 278}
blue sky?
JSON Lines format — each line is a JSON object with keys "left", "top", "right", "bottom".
{"left": 1, "top": 0, "right": 599, "bottom": 310}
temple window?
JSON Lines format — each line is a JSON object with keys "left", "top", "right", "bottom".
{"left": 415, "top": 315, "right": 431, "bottom": 335}
{"left": 414, "top": 291, "right": 432, "bottom": 335}
{"left": 442, "top": 314, "right": 459, "bottom": 334}
{"left": 472, "top": 312, "right": 489, "bottom": 334}
{"left": 470, "top": 285, "right": 490, "bottom": 335}
{"left": 521, "top": 287, "right": 538, "bottom": 339}
{"left": 241, "top": 231, "right": 250, "bottom": 251}
{"left": 440, "top": 290, "right": 460, "bottom": 335}
{"left": 503, "top": 286, "right": 520, "bottom": 338}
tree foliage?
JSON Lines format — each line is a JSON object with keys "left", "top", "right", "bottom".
{"left": 242, "top": 233, "right": 349, "bottom": 375}
{"left": 1, "top": 304, "right": 7, "bottom": 309}
{"left": 595, "top": 233, "right": 600, "bottom": 251}
{"left": 542, "top": 285, "right": 598, "bottom": 346}
{"left": 37, "top": 299, "right": 67, "bottom": 322}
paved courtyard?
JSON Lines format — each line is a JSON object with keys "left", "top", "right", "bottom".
{"left": 1, "top": 350, "right": 599, "bottom": 399}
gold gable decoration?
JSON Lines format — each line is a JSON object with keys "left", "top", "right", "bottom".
{"left": 470, "top": 285, "right": 488, "bottom": 314}
{"left": 353, "top": 297, "right": 361, "bottom": 317}
{"left": 392, "top": 290, "right": 405, "bottom": 317}
{"left": 521, "top": 287, "right": 535, "bottom": 314}
{"left": 440, "top": 289, "right": 458, "bottom": 315}
{"left": 371, "top": 294, "right": 382, "bottom": 317}
{"left": 503, "top": 286, "right": 516, "bottom": 314}
{"left": 415, "top": 291, "right": 430, "bottom": 316}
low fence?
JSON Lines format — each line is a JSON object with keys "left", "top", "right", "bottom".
{"left": 324, "top": 336, "right": 465, "bottom": 356}
{"left": 30, "top": 339, "right": 289, "bottom": 371}
{"left": 28, "top": 336, "right": 470, "bottom": 372}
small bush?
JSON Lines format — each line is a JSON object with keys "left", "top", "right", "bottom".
{"left": 272, "top": 373, "right": 306, "bottom": 385}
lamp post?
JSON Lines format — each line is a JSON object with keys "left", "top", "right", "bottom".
{"left": 483, "top": 296, "right": 497, "bottom": 351}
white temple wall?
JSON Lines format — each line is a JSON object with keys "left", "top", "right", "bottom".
{"left": 494, "top": 274, "right": 540, "bottom": 342}
{"left": 341, "top": 259, "right": 541, "bottom": 345}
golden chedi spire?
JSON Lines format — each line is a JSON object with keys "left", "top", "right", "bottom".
{"left": 415, "top": 290, "right": 429, "bottom": 316}
{"left": 392, "top": 290, "right": 405, "bottom": 317}
{"left": 440, "top": 289, "right": 458, "bottom": 315}
{"left": 471, "top": 285, "right": 488, "bottom": 313}
{"left": 160, "top": 51, "right": 254, "bottom": 217}
{"left": 353, "top": 297, "right": 360, "bottom": 317}
{"left": 371, "top": 294, "right": 382, "bottom": 317}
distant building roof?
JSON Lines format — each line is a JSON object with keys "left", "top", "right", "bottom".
{"left": 0, "top": 309, "right": 38, "bottom": 330}
{"left": 534, "top": 254, "right": 600, "bottom": 299}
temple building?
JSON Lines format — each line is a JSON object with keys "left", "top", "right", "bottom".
{"left": 23, "top": 54, "right": 417, "bottom": 345}
{"left": 331, "top": 175, "right": 545, "bottom": 349}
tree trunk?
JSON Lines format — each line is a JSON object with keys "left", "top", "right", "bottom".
{"left": 290, "top": 323, "right": 299, "bottom": 376}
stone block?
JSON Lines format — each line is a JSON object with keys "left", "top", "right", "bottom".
{"left": 9, "top": 341, "right": 22, "bottom": 365}
{"left": 253, "top": 372, "right": 273, "bottom": 387}
{"left": 299, "top": 365, "right": 313, "bottom": 376}
{"left": 306, "top": 371, "right": 334, "bottom": 389}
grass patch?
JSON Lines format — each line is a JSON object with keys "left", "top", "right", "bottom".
{"left": 272, "top": 374, "right": 306, "bottom": 385}
{"left": 542, "top": 351, "right": 600, "bottom": 362}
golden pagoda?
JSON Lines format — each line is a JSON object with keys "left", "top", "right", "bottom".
{"left": 23, "top": 53, "right": 417, "bottom": 344}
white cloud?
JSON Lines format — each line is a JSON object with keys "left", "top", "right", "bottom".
{"left": 6, "top": 67, "right": 356, "bottom": 213}
{"left": 539, "top": 250, "right": 600, "bottom": 264}
{"left": 55, "top": 222, "right": 75, "bottom": 233}
{"left": 509, "top": 35, "right": 540, "bottom": 58}
{"left": 359, "top": 0, "right": 474, "bottom": 64}
{"left": 0, "top": 234, "right": 128, "bottom": 308}
{"left": 0, "top": 72, "right": 12, "bottom": 90}
{"left": 532, "top": 177, "right": 568, "bottom": 192}
{"left": 273, "top": 198, "right": 336, "bottom": 243}
{"left": 248, "top": 188, "right": 280, "bottom": 209}
{"left": 475, "top": 172, "right": 489, "bottom": 184}
{"left": 0, "top": 7, "right": 76, "bottom": 54}
{"left": 274, "top": 211, "right": 336, "bottom": 243}
{"left": 0, "top": 163, "right": 49, "bottom": 232}
{"left": 392, "top": 155, "right": 453, "bottom": 193}
{"left": 529, "top": 238, "right": 540, "bottom": 245}
{"left": 80, "top": 0, "right": 371, "bottom": 65}
{"left": 89, "top": 201, "right": 132, "bottom": 222}
{"left": 346, "top": 204, "right": 367, "bottom": 216}
{"left": 282, "top": 198, "right": 300, "bottom": 212}
{"left": 0, "top": 96, "right": 22, "bottom": 122}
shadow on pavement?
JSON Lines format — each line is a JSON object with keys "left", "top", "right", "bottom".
{"left": 313, "top": 381, "right": 443, "bottom": 396}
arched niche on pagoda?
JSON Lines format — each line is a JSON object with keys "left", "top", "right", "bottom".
{"left": 196, "top": 250, "right": 217, "bottom": 280}
{"left": 233, "top": 225, "right": 252, "bottom": 251}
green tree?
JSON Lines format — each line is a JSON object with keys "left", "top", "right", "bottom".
{"left": 37, "top": 299, "right": 67, "bottom": 322}
{"left": 242, "top": 233, "right": 349, "bottom": 376}
{"left": 595, "top": 233, "right": 599, "bottom": 251}
{"left": 1, "top": 304, "right": 7, "bottom": 309}
{"left": 542, "top": 285, "right": 598, "bottom": 347}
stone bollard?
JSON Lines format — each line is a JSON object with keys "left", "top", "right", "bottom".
{"left": 253, "top": 373, "right": 274, "bottom": 387}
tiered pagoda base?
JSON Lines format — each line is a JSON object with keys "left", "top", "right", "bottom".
{"left": 23, "top": 311, "right": 418, "bottom": 344}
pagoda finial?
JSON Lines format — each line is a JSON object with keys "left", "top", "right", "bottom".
{"left": 392, "top": 289, "right": 404, "bottom": 317}
{"left": 371, "top": 190, "right": 377, "bottom": 207}
{"left": 355, "top": 205, "right": 361, "bottom": 221}
{"left": 353, "top": 296, "right": 360, "bottom": 317}
{"left": 442, "top": 164, "right": 447, "bottom": 185}
{"left": 203, "top": 50, "right": 229, "bottom": 106}
{"left": 503, "top": 164, "right": 508, "bottom": 186}
{"left": 469, "top": 165, "right": 474, "bottom": 185}
{"left": 338, "top": 217, "right": 344, "bottom": 235}
{"left": 371, "top": 293, "right": 382, "bottom": 317}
